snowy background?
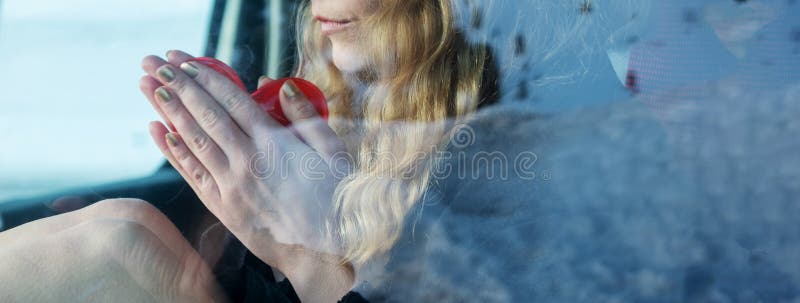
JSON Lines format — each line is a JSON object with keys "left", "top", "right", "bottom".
{"left": 360, "top": 0, "right": 800, "bottom": 302}
{"left": 0, "top": 0, "right": 211, "bottom": 201}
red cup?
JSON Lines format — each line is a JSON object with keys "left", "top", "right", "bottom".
{"left": 187, "top": 57, "right": 328, "bottom": 126}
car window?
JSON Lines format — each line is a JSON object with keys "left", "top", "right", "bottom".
{"left": 355, "top": 1, "right": 800, "bottom": 301}
{"left": 1, "top": 0, "right": 799, "bottom": 301}
{"left": 0, "top": 0, "right": 211, "bottom": 202}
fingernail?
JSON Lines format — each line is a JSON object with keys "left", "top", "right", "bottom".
{"left": 282, "top": 80, "right": 300, "bottom": 99}
{"left": 165, "top": 50, "right": 174, "bottom": 58}
{"left": 157, "top": 65, "right": 176, "bottom": 82}
{"left": 258, "top": 76, "right": 269, "bottom": 87}
{"left": 180, "top": 62, "right": 200, "bottom": 78}
{"left": 155, "top": 87, "right": 172, "bottom": 102}
{"left": 166, "top": 133, "right": 179, "bottom": 147}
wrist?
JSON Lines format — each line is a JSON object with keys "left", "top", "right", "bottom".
{"left": 284, "top": 248, "right": 354, "bottom": 284}
{"left": 283, "top": 249, "right": 355, "bottom": 303}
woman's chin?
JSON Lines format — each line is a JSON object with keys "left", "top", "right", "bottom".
{"left": 331, "top": 45, "right": 367, "bottom": 74}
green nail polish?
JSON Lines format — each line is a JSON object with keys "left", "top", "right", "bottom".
{"left": 155, "top": 87, "right": 171, "bottom": 102}
{"left": 282, "top": 80, "right": 299, "bottom": 99}
{"left": 180, "top": 62, "right": 199, "bottom": 78}
{"left": 157, "top": 65, "right": 176, "bottom": 82}
{"left": 166, "top": 133, "right": 179, "bottom": 147}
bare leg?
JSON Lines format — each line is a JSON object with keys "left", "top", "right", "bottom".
{"left": 0, "top": 198, "right": 228, "bottom": 303}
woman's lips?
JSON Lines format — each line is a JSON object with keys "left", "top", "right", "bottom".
{"left": 315, "top": 16, "right": 353, "bottom": 36}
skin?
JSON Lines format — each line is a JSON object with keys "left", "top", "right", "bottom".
{"left": 0, "top": 199, "right": 227, "bottom": 303}
{"left": 311, "top": 0, "right": 378, "bottom": 72}
{"left": 0, "top": 1, "right": 378, "bottom": 302}
{"left": 138, "top": 1, "right": 381, "bottom": 300}
{"left": 141, "top": 50, "right": 354, "bottom": 303}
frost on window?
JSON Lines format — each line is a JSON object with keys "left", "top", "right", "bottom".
{"left": 361, "top": 1, "right": 800, "bottom": 302}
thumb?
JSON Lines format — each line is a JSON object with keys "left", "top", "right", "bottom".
{"left": 258, "top": 76, "right": 274, "bottom": 88}
{"left": 279, "top": 80, "right": 348, "bottom": 166}
{"left": 280, "top": 80, "right": 320, "bottom": 121}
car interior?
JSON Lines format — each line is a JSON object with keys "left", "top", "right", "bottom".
{"left": 1, "top": 0, "right": 799, "bottom": 301}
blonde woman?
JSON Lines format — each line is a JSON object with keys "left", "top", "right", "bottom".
{"left": 141, "top": 0, "right": 489, "bottom": 300}
{"left": 0, "top": 0, "right": 488, "bottom": 302}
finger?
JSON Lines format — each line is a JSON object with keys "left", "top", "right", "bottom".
{"left": 258, "top": 75, "right": 274, "bottom": 88}
{"left": 147, "top": 83, "right": 231, "bottom": 175}
{"left": 165, "top": 49, "right": 195, "bottom": 65}
{"left": 164, "top": 49, "right": 279, "bottom": 136}
{"left": 142, "top": 55, "right": 250, "bottom": 157}
{"left": 165, "top": 132, "right": 222, "bottom": 202}
{"left": 279, "top": 80, "right": 347, "bottom": 163}
{"left": 177, "top": 59, "right": 283, "bottom": 138}
{"left": 140, "top": 76, "right": 176, "bottom": 131}
{"left": 148, "top": 121, "right": 205, "bottom": 197}
{"left": 168, "top": 50, "right": 249, "bottom": 95}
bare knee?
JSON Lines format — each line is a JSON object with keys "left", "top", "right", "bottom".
{"left": 88, "top": 198, "right": 162, "bottom": 221}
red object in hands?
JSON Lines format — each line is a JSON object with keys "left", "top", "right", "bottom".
{"left": 187, "top": 57, "right": 328, "bottom": 126}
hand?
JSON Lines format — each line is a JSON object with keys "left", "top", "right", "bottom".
{"left": 139, "top": 50, "right": 351, "bottom": 270}
{"left": 0, "top": 199, "right": 227, "bottom": 303}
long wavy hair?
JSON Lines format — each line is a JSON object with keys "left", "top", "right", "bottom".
{"left": 293, "top": 0, "right": 488, "bottom": 264}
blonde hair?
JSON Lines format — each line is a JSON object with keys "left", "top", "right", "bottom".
{"left": 293, "top": 0, "right": 487, "bottom": 264}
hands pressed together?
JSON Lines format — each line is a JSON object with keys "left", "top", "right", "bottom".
{"left": 142, "top": 50, "right": 340, "bottom": 250}
{"left": 0, "top": 50, "right": 355, "bottom": 303}
{"left": 140, "top": 50, "right": 356, "bottom": 301}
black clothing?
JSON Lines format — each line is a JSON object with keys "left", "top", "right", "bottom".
{"left": 212, "top": 235, "right": 367, "bottom": 303}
